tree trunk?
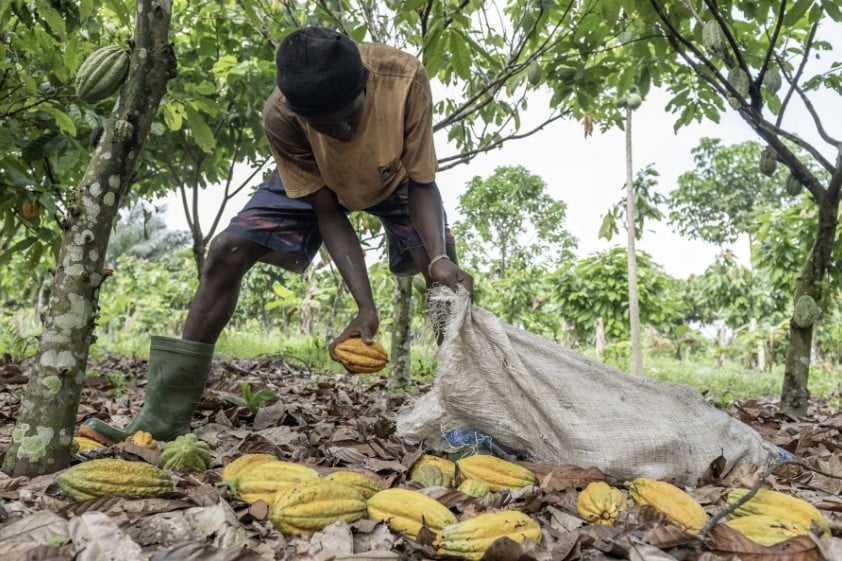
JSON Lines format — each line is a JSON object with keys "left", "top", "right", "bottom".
{"left": 389, "top": 276, "right": 412, "bottom": 389}
{"left": 594, "top": 316, "right": 605, "bottom": 361}
{"left": 624, "top": 108, "right": 643, "bottom": 376}
{"left": 717, "top": 323, "right": 728, "bottom": 367}
{"left": 749, "top": 317, "right": 764, "bottom": 370}
{"left": 780, "top": 191, "right": 840, "bottom": 416}
{"left": 3, "top": 0, "right": 176, "bottom": 477}
{"left": 299, "top": 269, "right": 316, "bottom": 336}
{"left": 192, "top": 236, "right": 206, "bottom": 279}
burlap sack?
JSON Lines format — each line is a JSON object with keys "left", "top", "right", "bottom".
{"left": 397, "top": 289, "right": 779, "bottom": 485}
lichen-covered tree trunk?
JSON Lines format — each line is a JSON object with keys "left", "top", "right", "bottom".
{"left": 389, "top": 276, "right": 412, "bottom": 389}
{"left": 781, "top": 190, "right": 840, "bottom": 416}
{"left": 3, "top": 0, "right": 176, "bottom": 477}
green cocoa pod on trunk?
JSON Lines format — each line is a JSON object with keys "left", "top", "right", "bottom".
{"left": 75, "top": 46, "right": 130, "bottom": 103}
{"left": 793, "top": 295, "right": 818, "bottom": 328}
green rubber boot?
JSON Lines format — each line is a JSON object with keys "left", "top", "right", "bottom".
{"left": 83, "top": 336, "right": 214, "bottom": 443}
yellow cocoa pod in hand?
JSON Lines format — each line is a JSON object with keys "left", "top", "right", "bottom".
{"left": 577, "top": 481, "right": 627, "bottom": 525}
{"left": 726, "top": 488, "right": 830, "bottom": 537}
{"left": 629, "top": 478, "right": 708, "bottom": 534}
{"left": 334, "top": 338, "right": 388, "bottom": 373}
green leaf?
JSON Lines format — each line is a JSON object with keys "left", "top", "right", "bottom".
{"left": 195, "top": 81, "right": 216, "bottom": 95}
{"left": 212, "top": 55, "right": 238, "bottom": 78}
{"left": 79, "top": 0, "right": 93, "bottom": 21}
{"left": 102, "top": 0, "right": 130, "bottom": 26}
{"left": 784, "top": 0, "right": 814, "bottom": 25}
{"left": 185, "top": 103, "right": 215, "bottom": 152}
{"left": 823, "top": 0, "right": 842, "bottom": 20}
{"left": 40, "top": 105, "right": 77, "bottom": 136}
{"left": 448, "top": 32, "right": 472, "bottom": 80}
{"left": 38, "top": 3, "right": 67, "bottom": 39}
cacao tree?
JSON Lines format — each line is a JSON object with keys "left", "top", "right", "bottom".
{"left": 3, "top": 0, "right": 176, "bottom": 476}
{"left": 616, "top": 0, "right": 842, "bottom": 415}
{"left": 554, "top": 247, "right": 681, "bottom": 348}
{"left": 668, "top": 138, "right": 788, "bottom": 251}
{"left": 456, "top": 165, "right": 576, "bottom": 278}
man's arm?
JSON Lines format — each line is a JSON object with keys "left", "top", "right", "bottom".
{"left": 408, "top": 179, "right": 473, "bottom": 295}
{"left": 308, "top": 186, "right": 379, "bottom": 354}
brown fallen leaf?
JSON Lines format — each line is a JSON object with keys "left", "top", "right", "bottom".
{"left": 709, "top": 523, "right": 820, "bottom": 561}
{"left": 519, "top": 463, "right": 605, "bottom": 491}
{"left": 148, "top": 541, "right": 263, "bottom": 561}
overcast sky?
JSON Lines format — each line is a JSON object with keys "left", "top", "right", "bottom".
{"left": 158, "top": 24, "right": 840, "bottom": 280}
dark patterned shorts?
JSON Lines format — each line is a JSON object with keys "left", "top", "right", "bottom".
{"left": 223, "top": 170, "right": 455, "bottom": 275}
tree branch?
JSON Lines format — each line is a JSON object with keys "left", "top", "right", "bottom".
{"left": 698, "top": 458, "right": 842, "bottom": 539}
{"left": 437, "top": 112, "right": 567, "bottom": 171}
{"left": 775, "top": 23, "right": 817, "bottom": 129}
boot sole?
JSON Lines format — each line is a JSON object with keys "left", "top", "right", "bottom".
{"left": 78, "top": 424, "right": 116, "bottom": 446}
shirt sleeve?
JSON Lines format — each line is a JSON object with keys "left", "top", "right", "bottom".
{"left": 401, "top": 63, "right": 437, "bottom": 184}
{"left": 262, "top": 89, "right": 325, "bottom": 198}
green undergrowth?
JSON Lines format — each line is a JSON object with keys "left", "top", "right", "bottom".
{"left": 8, "top": 317, "right": 836, "bottom": 407}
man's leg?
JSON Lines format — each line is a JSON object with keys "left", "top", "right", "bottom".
{"left": 183, "top": 232, "right": 269, "bottom": 344}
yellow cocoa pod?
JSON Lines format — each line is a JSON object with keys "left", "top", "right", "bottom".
{"left": 726, "top": 488, "right": 830, "bottom": 537}
{"left": 236, "top": 460, "right": 319, "bottom": 504}
{"left": 629, "top": 478, "right": 708, "bottom": 534}
{"left": 221, "top": 453, "right": 278, "bottom": 483}
{"left": 366, "top": 488, "right": 457, "bottom": 540}
{"left": 269, "top": 480, "right": 367, "bottom": 535}
{"left": 410, "top": 465, "right": 453, "bottom": 488}
{"left": 57, "top": 458, "right": 172, "bottom": 501}
{"left": 577, "top": 481, "right": 627, "bottom": 526}
{"left": 725, "top": 514, "right": 810, "bottom": 546}
{"left": 436, "top": 510, "right": 542, "bottom": 559}
{"left": 334, "top": 338, "right": 388, "bottom": 373}
{"left": 457, "top": 479, "right": 490, "bottom": 499}
{"left": 73, "top": 436, "right": 105, "bottom": 452}
{"left": 409, "top": 454, "right": 457, "bottom": 482}
{"left": 324, "top": 471, "right": 381, "bottom": 499}
{"left": 126, "top": 431, "right": 157, "bottom": 449}
{"left": 456, "top": 455, "right": 535, "bottom": 491}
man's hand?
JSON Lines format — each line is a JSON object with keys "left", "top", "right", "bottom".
{"left": 429, "top": 257, "right": 474, "bottom": 297}
{"left": 329, "top": 307, "right": 380, "bottom": 362}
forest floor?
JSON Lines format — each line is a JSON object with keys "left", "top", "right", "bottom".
{"left": 0, "top": 354, "right": 840, "bottom": 560}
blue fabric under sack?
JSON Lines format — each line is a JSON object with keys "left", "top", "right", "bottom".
{"left": 444, "top": 427, "right": 530, "bottom": 460}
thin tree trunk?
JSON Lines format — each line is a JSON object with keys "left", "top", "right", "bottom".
{"left": 781, "top": 192, "right": 839, "bottom": 416}
{"left": 624, "top": 108, "right": 643, "bottom": 376}
{"left": 192, "top": 236, "right": 206, "bottom": 279}
{"left": 594, "top": 317, "right": 605, "bottom": 361}
{"left": 390, "top": 276, "right": 412, "bottom": 389}
{"left": 3, "top": 0, "right": 176, "bottom": 477}
{"left": 750, "top": 318, "right": 765, "bottom": 370}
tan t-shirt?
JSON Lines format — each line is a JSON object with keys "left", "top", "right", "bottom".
{"left": 262, "top": 43, "right": 437, "bottom": 211}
